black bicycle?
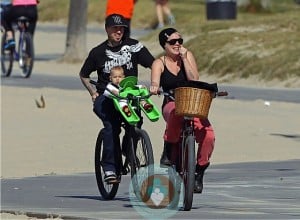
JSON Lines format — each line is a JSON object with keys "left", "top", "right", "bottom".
{"left": 91, "top": 79, "right": 156, "bottom": 201}
{"left": 1, "top": 16, "right": 34, "bottom": 78}
{"left": 162, "top": 84, "right": 228, "bottom": 211}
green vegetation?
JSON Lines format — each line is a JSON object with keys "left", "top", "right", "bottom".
{"left": 38, "top": 0, "right": 300, "bottom": 86}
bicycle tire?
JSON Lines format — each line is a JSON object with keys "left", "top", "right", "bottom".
{"left": 182, "top": 135, "right": 195, "bottom": 211}
{"left": 167, "top": 165, "right": 181, "bottom": 210}
{"left": 129, "top": 128, "right": 154, "bottom": 202}
{"left": 18, "top": 32, "right": 34, "bottom": 78}
{"left": 1, "top": 33, "right": 14, "bottom": 77}
{"left": 94, "top": 129, "right": 119, "bottom": 200}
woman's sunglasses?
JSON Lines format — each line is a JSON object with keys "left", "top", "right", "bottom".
{"left": 166, "top": 38, "right": 183, "bottom": 45}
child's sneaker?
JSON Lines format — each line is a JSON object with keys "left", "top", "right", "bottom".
{"left": 122, "top": 105, "right": 132, "bottom": 117}
{"left": 143, "top": 103, "right": 153, "bottom": 112}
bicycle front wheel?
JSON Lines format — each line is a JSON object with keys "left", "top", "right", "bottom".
{"left": 182, "top": 135, "right": 195, "bottom": 211}
{"left": 95, "top": 129, "right": 119, "bottom": 200}
{"left": 1, "top": 33, "right": 14, "bottom": 77}
{"left": 18, "top": 32, "right": 34, "bottom": 78}
{"left": 129, "top": 128, "right": 154, "bottom": 202}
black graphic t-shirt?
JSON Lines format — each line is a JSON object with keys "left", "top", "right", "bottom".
{"left": 80, "top": 38, "right": 154, "bottom": 93}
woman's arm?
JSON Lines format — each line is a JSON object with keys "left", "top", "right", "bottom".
{"left": 180, "top": 47, "right": 199, "bottom": 81}
{"left": 150, "top": 58, "right": 163, "bottom": 94}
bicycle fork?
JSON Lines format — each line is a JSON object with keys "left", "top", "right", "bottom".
{"left": 179, "top": 119, "right": 195, "bottom": 176}
{"left": 17, "top": 32, "right": 25, "bottom": 68}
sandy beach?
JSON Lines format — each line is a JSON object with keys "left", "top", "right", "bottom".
{"left": 1, "top": 23, "right": 300, "bottom": 219}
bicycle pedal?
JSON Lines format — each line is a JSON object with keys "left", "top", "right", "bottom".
{"left": 122, "top": 166, "right": 130, "bottom": 175}
{"left": 106, "top": 179, "right": 120, "bottom": 185}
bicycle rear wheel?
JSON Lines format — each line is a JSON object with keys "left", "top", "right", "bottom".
{"left": 1, "top": 33, "right": 14, "bottom": 77}
{"left": 18, "top": 32, "right": 34, "bottom": 78}
{"left": 129, "top": 128, "right": 154, "bottom": 202}
{"left": 95, "top": 129, "right": 119, "bottom": 200}
{"left": 182, "top": 135, "right": 195, "bottom": 211}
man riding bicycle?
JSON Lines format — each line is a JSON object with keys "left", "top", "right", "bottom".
{"left": 79, "top": 14, "right": 154, "bottom": 184}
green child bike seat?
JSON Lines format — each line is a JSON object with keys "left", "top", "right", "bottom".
{"left": 113, "top": 76, "right": 161, "bottom": 124}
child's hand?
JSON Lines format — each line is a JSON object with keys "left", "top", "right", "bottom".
{"left": 111, "top": 90, "right": 119, "bottom": 96}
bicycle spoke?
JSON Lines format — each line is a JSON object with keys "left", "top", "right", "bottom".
{"left": 19, "top": 32, "right": 34, "bottom": 78}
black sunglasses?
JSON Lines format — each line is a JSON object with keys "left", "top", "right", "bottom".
{"left": 166, "top": 38, "right": 183, "bottom": 45}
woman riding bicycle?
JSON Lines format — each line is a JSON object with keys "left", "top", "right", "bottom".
{"left": 149, "top": 28, "right": 214, "bottom": 193}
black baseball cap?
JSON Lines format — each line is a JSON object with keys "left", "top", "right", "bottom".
{"left": 105, "top": 14, "right": 128, "bottom": 28}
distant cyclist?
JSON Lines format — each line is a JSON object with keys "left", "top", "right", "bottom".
{"left": 3, "top": 0, "right": 39, "bottom": 50}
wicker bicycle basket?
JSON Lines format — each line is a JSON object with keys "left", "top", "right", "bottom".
{"left": 174, "top": 87, "right": 213, "bottom": 118}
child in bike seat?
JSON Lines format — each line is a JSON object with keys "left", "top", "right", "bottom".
{"left": 104, "top": 66, "right": 153, "bottom": 117}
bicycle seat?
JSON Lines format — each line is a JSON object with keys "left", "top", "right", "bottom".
{"left": 16, "top": 16, "right": 30, "bottom": 22}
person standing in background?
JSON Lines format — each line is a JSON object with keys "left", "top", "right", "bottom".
{"left": 106, "top": 0, "right": 137, "bottom": 37}
{"left": 154, "top": 0, "right": 175, "bottom": 29}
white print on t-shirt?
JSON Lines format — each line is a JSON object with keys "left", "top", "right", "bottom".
{"left": 104, "top": 42, "right": 144, "bottom": 74}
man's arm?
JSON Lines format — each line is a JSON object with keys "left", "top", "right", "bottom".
{"left": 138, "top": 45, "right": 155, "bottom": 69}
{"left": 79, "top": 73, "right": 99, "bottom": 101}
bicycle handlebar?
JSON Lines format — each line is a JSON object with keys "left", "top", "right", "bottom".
{"left": 216, "top": 91, "right": 228, "bottom": 97}
{"left": 159, "top": 89, "right": 228, "bottom": 99}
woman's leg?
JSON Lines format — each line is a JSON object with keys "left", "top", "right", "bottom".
{"left": 155, "top": 0, "right": 164, "bottom": 28}
{"left": 160, "top": 101, "right": 182, "bottom": 165}
{"left": 1, "top": 4, "right": 14, "bottom": 46}
{"left": 194, "top": 118, "right": 215, "bottom": 166}
{"left": 161, "top": 0, "right": 175, "bottom": 25}
{"left": 194, "top": 118, "right": 215, "bottom": 193}
{"left": 163, "top": 101, "right": 182, "bottom": 143}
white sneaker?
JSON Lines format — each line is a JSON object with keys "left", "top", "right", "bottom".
{"left": 104, "top": 171, "right": 117, "bottom": 183}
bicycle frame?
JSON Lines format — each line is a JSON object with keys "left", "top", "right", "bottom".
{"left": 13, "top": 17, "right": 29, "bottom": 64}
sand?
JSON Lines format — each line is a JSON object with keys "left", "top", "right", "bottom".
{"left": 1, "top": 23, "right": 300, "bottom": 219}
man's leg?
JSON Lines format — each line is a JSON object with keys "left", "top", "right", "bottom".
{"left": 94, "top": 96, "right": 121, "bottom": 182}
